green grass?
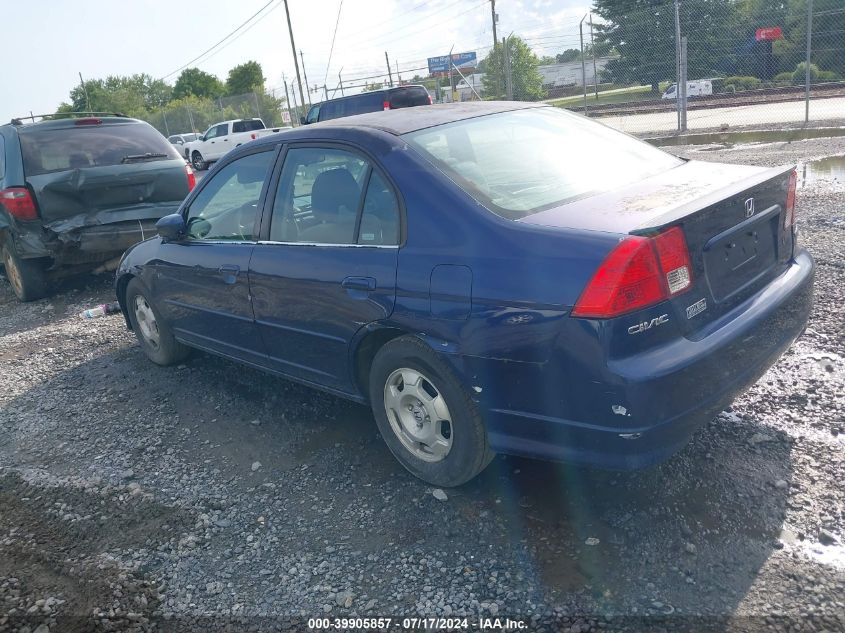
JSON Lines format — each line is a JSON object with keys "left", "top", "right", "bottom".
{"left": 547, "top": 82, "right": 670, "bottom": 108}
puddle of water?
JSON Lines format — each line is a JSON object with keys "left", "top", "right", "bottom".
{"left": 798, "top": 154, "right": 845, "bottom": 187}
{"left": 648, "top": 127, "right": 845, "bottom": 147}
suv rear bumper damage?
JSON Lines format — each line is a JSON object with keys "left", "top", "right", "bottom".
{"left": 7, "top": 217, "right": 163, "bottom": 268}
{"left": 461, "top": 249, "right": 814, "bottom": 470}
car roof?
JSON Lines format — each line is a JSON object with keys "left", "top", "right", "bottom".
{"left": 306, "top": 101, "right": 547, "bottom": 136}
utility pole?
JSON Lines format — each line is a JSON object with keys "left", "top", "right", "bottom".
{"left": 503, "top": 37, "right": 513, "bottom": 100}
{"left": 589, "top": 14, "right": 598, "bottom": 100}
{"left": 490, "top": 0, "right": 498, "bottom": 48}
{"left": 290, "top": 80, "right": 299, "bottom": 123}
{"left": 323, "top": 85, "right": 329, "bottom": 100}
{"left": 385, "top": 52, "right": 394, "bottom": 87}
{"left": 78, "top": 72, "right": 91, "bottom": 112}
{"left": 674, "top": 0, "right": 682, "bottom": 131}
{"left": 579, "top": 15, "right": 588, "bottom": 112}
{"left": 804, "top": 0, "right": 814, "bottom": 123}
{"left": 299, "top": 50, "right": 312, "bottom": 106}
{"left": 283, "top": 0, "right": 307, "bottom": 113}
{"left": 395, "top": 60, "right": 401, "bottom": 85}
{"left": 338, "top": 68, "right": 345, "bottom": 96}
{"left": 162, "top": 109, "right": 170, "bottom": 136}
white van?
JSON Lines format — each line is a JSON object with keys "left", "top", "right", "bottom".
{"left": 662, "top": 79, "right": 713, "bottom": 100}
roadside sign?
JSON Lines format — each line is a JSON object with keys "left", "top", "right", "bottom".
{"left": 282, "top": 111, "right": 291, "bottom": 124}
{"left": 427, "top": 52, "right": 477, "bottom": 75}
{"left": 755, "top": 27, "right": 783, "bottom": 41}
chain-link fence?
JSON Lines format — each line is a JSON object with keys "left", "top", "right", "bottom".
{"left": 486, "top": 0, "right": 845, "bottom": 136}
{"left": 143, "top": 90, "right": 291, "bottom": 137}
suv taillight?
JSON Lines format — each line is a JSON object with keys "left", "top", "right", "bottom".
{"left": 185, "top": 164, "right": 196, "bottom": 192}
{"left": 784, "top": 169, "right": 797, "bottom": 229}
{"left": 572, "top": 226, "right": 693, "bottom": 318}
{"left": 383, "top": 100, "right": 391, "bottom": 111}
{"left": 0, "top": 187, "right": 38, "bottom": 220}
{"left": 428, "top": 95, "right": 433, "bottom": 105}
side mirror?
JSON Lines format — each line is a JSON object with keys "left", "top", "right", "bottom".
{"left": 156, "top": 213, "right": 187, "bottom": 242}
{"left": 199, "top": 135, "right": 206, "bottom": 142}
{"left": 300, "top": 116, "right": 307, "bottom": 125}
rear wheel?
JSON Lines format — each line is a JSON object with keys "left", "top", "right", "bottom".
{"left": 125, "top": 277, "right": 190, "bottom": 366}
{"left": 1, "top": 239, "right": 49, "bottom": 302}
{"left": 369, "top": 336, "right": 494, "bottom": 487}
{"left": 191, "top": 151, "right": 206, "bottom": 171}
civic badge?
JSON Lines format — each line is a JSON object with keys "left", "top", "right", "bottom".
{"left": 744, "top": 197, "right": 755, "bottom": 218}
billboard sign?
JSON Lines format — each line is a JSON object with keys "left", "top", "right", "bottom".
{"left": 755, "top": 27, "right": 783, "bottom": 41}
{"left": 427, "top": 52, "right": 477, "bottom": 74}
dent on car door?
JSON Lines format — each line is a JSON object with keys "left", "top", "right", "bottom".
{"left": 249, "top": 145, "right": 401, "bottom": 392}
{"left": 150, "top": 148, "right": 277, "bottom": 362}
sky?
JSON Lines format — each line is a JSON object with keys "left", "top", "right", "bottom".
{"left": 0, "top": 0, "right": 592, "bottom": 122}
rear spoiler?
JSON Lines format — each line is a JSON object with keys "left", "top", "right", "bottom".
{"left": 11, "top": 112, "right": 129, "bottom": 125}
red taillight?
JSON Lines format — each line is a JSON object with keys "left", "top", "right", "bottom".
{"left": 383, "top": 100, "right": 391, "bottom": 111}
{"left": 250, "top": 133, "right": 257, "bottom": 140}
{"left": 572, "top": 226, "right": 693, "bottom": 319}
{"left": 0, "top": 187, "right": 38, "bottom": 220}
{"left": 428, "top": 95, "right": 433, "bottom": 105}
{"left": 784, "top": 169, "right": 797, "bottom": 229}
{"left": 74, "top": 118, "right": 102, "bottom": 125}
{"left": 185, "top": 164, "right": 196, "bottom": 192}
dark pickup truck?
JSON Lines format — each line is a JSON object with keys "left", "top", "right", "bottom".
{"left": 0, "top": 113, "right": 195, "bottom": 301}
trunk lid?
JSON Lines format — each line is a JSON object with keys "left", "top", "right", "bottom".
{"left": 520, "top": 160, "right": 796, "bottom": 336}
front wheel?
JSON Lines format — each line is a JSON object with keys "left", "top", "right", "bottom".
{"left": 1, "top": 240, "right": 49, "bottom": 302}
{"left": 369, "top": 336, "right": 494, "bottom": 487}
{"left": 191, "top": 151, "right": 206, "bottom": 171}
{"left": 125, "top": 278, "right": 190, "bottom": 366}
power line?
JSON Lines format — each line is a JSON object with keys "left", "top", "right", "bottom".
{"left": 159, "top": 0, "right": 280, "bottom": 80}
{"left": 323, "top": 0, "right": 344, "bottom": 88}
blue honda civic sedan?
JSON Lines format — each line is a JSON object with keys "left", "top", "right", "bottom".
{"left": 115, "top": 102, "right": 814, "bottom": 486}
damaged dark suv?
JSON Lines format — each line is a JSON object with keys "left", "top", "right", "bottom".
{"left": 0, "top": 113, "right": 195, "bottom": 301}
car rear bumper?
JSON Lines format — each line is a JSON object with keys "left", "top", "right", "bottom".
{"left": 477, "top": 248, "right": 814, "bottom": 469}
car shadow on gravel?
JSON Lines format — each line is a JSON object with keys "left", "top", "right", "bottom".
{"left": 1, "top": 339, "right": 796, "bottom": 621}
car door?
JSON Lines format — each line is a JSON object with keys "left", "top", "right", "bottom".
{"left": 249, "top": 144, "right": 401, "bottom": 392}
{"left": 203, "top": 123, "right": 230, "bottom": 161}
{"left": 150, "top": 146, "right": 278, "bottom": 364}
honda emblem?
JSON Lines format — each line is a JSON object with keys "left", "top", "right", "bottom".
{"left": 744, "top": 197, "right": 755, "bottom": 218}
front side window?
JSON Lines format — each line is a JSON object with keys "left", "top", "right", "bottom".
{"left": 269, "top": 147, "right": 399, "bottom": 246}
{"left": 203, "top": 126, "right": 218, "bottom": 140}
{"left": 403, "top": 107, "right": 682, "bottom": 220}
{"left": 305, "top": 106, "right": 320, "bottom": 124}
{"left": 185, "top": 151, "right": 274, "bottom": 241}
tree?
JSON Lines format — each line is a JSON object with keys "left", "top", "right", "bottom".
{"left": 593, "top": 0, "right": 738, "bottom": 93}
{"left": 173, "top": 68, "right": 225, "bottom": 100}
{"left": 481, "top": 36, "right": 545, "bottom": 100}
{"left": 58, "top": 74, "right": 171, "bottom": 116}
{"left": 226, "top": 61, "right": 265, "bottom": 96}
{"left": 556, "top": 49, "right": 582, "bottom": 63}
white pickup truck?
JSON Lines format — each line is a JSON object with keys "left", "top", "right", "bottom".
{"left": 186, "top": 118, "right": 289, "bottom": 170}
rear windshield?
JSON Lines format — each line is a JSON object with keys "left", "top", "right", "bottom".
{"left": 403, "top": 107, "right": 682, "bottom": 220}
{"left": 388, "top": 86, "right": 429, "bottom": 108}
{"left": 19, "top": 122, "right": 180, "bottom": 177}
{"left": 232, "top": 120, "right": 265, "bottom": 133}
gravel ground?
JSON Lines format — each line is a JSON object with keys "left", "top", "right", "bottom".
{"left": 0, "top": 137, "right": 843, "bottom": 633}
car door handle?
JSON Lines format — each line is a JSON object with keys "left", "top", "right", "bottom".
{"left": 219, "top": 265, "right": 240, "bottom": 284}
{"left": 341, "top": 276, "right": 376, "bottom": 291}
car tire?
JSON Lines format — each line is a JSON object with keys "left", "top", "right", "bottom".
{"left": 125, "top": 277, "right": 190, "bottom": 366}
{"left": 1, "top": 239, "right": 49, "bottom": 302}
{"left": 369, "top": 335, "right": 494, "bottom": 487}
{"left": 191, "top": 151, "right": 206, "bottom": 171}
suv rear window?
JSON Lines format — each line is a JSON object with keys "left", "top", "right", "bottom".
{"left": 388, "top": 87, "right": 430, "bottom": 108}
{"left": 232, "top": 120, "right": 265, "bottom": 134}
{"left": 19, "top": 122, "right": 180, "bottom": 177}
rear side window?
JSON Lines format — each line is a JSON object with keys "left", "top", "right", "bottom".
{"left": 347, "top": 92, "right": 384, "bottom": 116}
{"left": 232, "top": 120, "right": 264, "bottom": 134}
{"left": 389, "top": 87, "right": 430, "bottom": 108}
{"left": 214, "top": 123, "right": 229, "bottom": 137}
{"left": 319, "top": 101, "right": 340, "bottom": 121}
{"left": 18, "top": 122, "right": 180, "bottom": 177}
